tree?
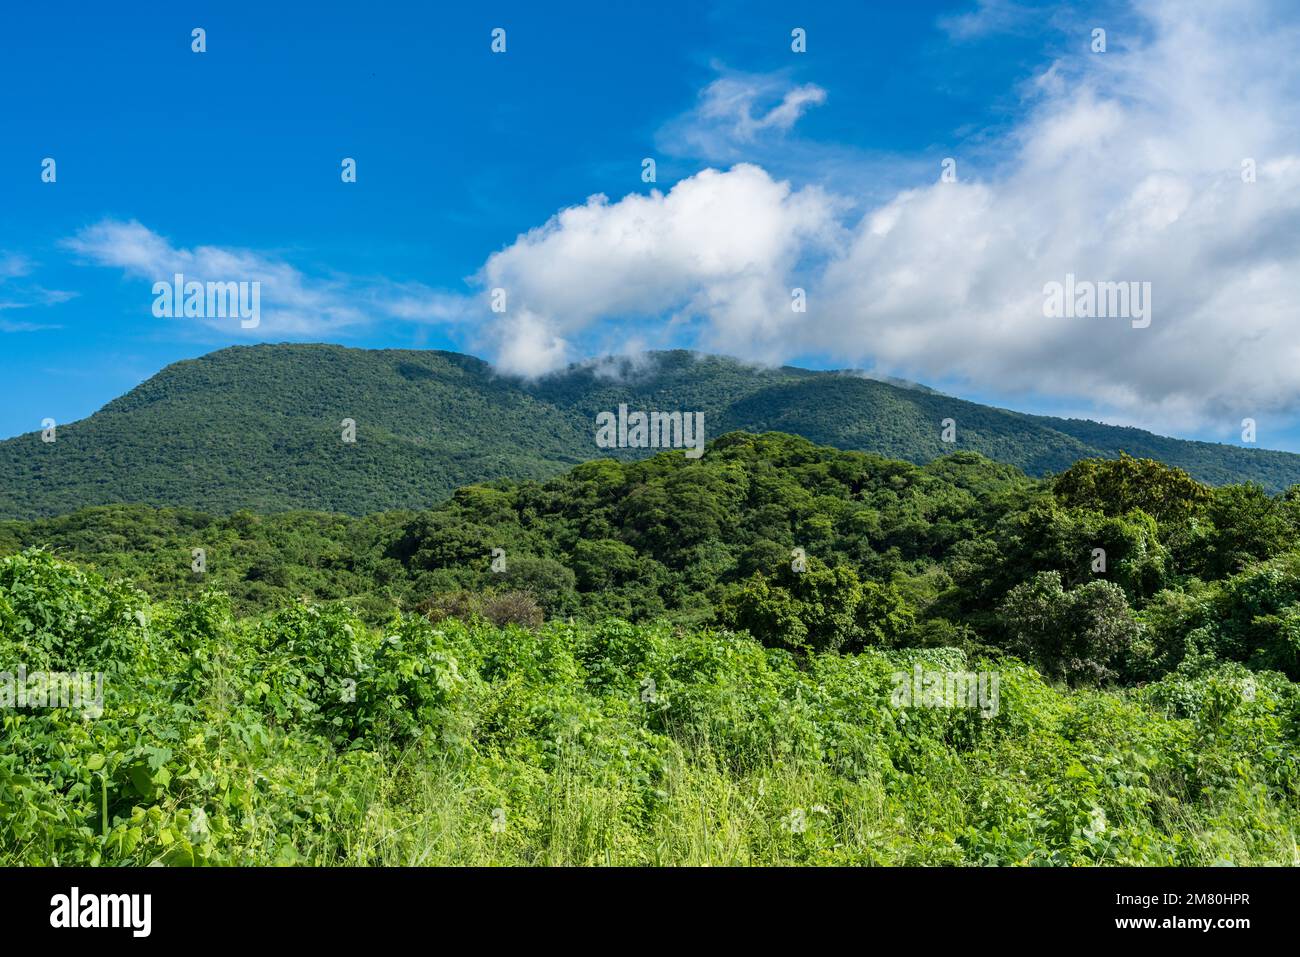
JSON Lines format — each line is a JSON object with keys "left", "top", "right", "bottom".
{"left": 1053, "top": 454, "right": 1211, "bottom": 524}
{"left": 571, "top": 538, "right": 639, "bottom": 591}
{"left": 716, "top": 557, "right": 913, "bottom": 654}
{"left": 717, "top": 572, "right": 808, "bottom": 650}
{"left": 500, "top": 556, "right": 578, "bottom": 617}
{"left": 998, "top": 571, "right": 1140, "bottom": 685}
{"left": 1199, "top": 483, "right": 1295, "bottom": 578}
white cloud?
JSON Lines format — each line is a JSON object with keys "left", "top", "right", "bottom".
{"left": 939, "top": 0, "right": 1039, "bottom": 40}
{"left": 809, "top": 0, "right": 1300, "bottom": 433}
{"left": 493, "top": 309, "right": 571, "bottom": 379}
{"left": 62, "top": 220, "right": 470, "bottom": 336}
{"left": 659, "top": 70, "right": 827, "bottom": 163}
{"left": 63, "top": 220, "right": 367, "bottom": 335}
{"left": 699, "top": 77, "right": 827, "bottom": 140}
{"left": 474, "top": 0, "right": 1300, "bottom": 435}
{"left": 0, "top": 251, "right": 75, "bottom": 323}
{"left": 476, "top": 164, "right": 842, "bottom": 375}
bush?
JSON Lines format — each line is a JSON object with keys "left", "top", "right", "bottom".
{"left": 481, "top": 591, "right": 544, "bottom": 629}
{"left": 716, "top": 558, "right": 913, "bottom": 653}
{"left": 419, "top": 589, "right": 544, "bottom": 629}
{"left": 4, "top": 550, "right": 1300, "bottom": 867}
{"left": 998, "top": 571, "right": 1140, "bottom": 685}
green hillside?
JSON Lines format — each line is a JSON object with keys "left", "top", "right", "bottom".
{"left": 1, "top": 343, "right": 1297, "bottom": 519}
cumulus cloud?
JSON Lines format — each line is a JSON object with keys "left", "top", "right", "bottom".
{"left": 809, "top": 0, "right": 1300, "bottom": 432}
{"left": 492, "top": 309, "right": 572, "bottom": 379}
{"left": 476, "top": 164, "right": 842, "bottom": 374}
{"left": 476, "top": 0, "right": 1300, "bottom": 434}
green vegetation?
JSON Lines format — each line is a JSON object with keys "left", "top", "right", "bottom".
{"left": 5, "top": 432, "right": 1300, "bottom": 865}
{"left": 3, "top": 344, "right": 1298, "bottom": 519}
{"left": 6, "top": 433, "right": 1300, "bottom": 687}
{"left": 3, "top": 550, "right": 1297, "bottom": 866}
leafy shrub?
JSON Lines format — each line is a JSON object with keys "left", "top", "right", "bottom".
{"left": 716, "top": 558, "right": 913, "bottom": 653}
{"left": 3, "top": 550, "right": 1299, "bottom": 867}
{"left": 998, "top": 571, "right": 1141, "bottom": 685}
{"left": 352, "top": 614, "right": 466, "bottom": 744}
{"left": 0, "top": 549, "right": 151, "bottom": 677}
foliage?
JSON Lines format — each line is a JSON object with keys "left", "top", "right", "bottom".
{"left": 998, "top": 571, "right": 1141, "bottom": 685}
{"left": 1053, "top": 453, "right": 1212, "bottom": 523}
{"left": 420, "top": 590, "right": 544, "bottom": 630}
{"left": 3, "top": 551, "right": 1297, "bottom": 866}
{"left": 7, "top": 431, "right": 1300, "bottom": 682}
{"left": 5, "top": 345, "right": 1300, "bottom": 520}
{"left": 716, "top": 558, "right": 914, "bottom": 654}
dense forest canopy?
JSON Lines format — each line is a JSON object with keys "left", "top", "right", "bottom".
{"left": 6, "top": 431, "right": 1300, "bottom": 686}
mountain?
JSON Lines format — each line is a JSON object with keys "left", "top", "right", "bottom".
{"left": 1, "top": 343, "right": 1297, "bottom": 518}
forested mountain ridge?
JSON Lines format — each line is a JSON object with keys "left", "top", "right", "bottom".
{"left": 1, "top": 343, "right": 1297, "bottom": 519}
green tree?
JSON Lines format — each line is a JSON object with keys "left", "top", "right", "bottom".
{"left": 571, "top": 538, "right": 639, "bottom": 591}
{"left": 717, "top": 558, "right": 913, "bottom": 654}
{"left": 500, "top": 555, "right": 578, "bottom": 617}
{"left": 1199, "top": 483, "right": 1296, "bottom": 578}
{"left": 998, "top": 571, "right": 1141, "bottom": 685}
{"left": 1054, "top": 454, "right": 1211, "bottom": 524}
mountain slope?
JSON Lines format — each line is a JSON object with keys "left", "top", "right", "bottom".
{"left": 1, "top": 343, "right": 1297, "bottom": 518}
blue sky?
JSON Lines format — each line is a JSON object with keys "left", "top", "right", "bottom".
{"left": 3, "top": 0, "right": 1300, "bottom": 450}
